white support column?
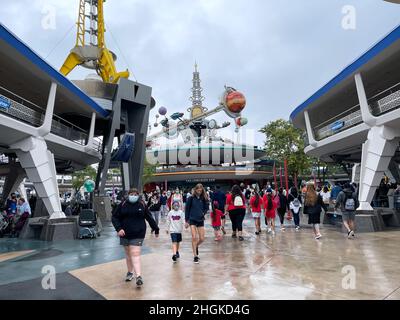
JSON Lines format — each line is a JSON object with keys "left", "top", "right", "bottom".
{"left": 351, "top": 163, "right": 361, "bottom": 184}
{"left": 11, "top": 136, "right": 64, "bottom": 219}
{"left": 122, "top": 162, "right": 130, "bottom": 191}
{"left": 85, "top": 112, "right": 96, "bottom": 151}
{"left": 38, "top": 82, "right": 57, "bottom": 137}
{"left": 355, "top": 73, "right": 377, "bottom": 127}
{"left": 17, "top": 178, "right": 27, "bottom": 201}
{"left": 304, "top": 110, "right": 318, "bottom": 147}
{"left": 358, "top": 126, "right": 400, "bottom": 211}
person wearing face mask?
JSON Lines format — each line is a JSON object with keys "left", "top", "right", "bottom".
{"left": 166, "top": 200, "right": 185, "bottom": 263}
{"left": 112, "top": 188, "right": 159, "bottom": 288}
{"left": 147, "top": 191, "right": 161, "bottom": 228}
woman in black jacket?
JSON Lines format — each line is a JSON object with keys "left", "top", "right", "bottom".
{"left": 185, "top": 184, "right": 209, "bottom": 264}
{"left": 112, "top": 188, "right": 159, "bottom": 287}
{"left": 277, "top": 188, "right": 289, "bottom": 231}
{"left": 303, "top": 183, "right": 328, "bottom": 240}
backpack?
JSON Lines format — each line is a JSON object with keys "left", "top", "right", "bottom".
{"left": 233, "top": 195, "right": 244, "bottom": 207}
{"left": 344, "top": 193, "right": 356, "bottom": 211}
{"left": 292, "top": 198, "right": 301, "bottom": 209}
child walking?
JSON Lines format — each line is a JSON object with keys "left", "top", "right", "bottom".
{"left": 250, "top": 190, "right": 263, "bottom": 235}
{"left": 211, "top": 201, "right": 224, "bottom": 241}
{"left": 166, "top": 200, "right": 185, "bottom": 262}
{"left": 263, "top": 188, "right": 278, "bottom": 236}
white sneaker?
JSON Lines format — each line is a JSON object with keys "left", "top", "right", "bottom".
{"left": 267, "top": 228, "right": 272, "bottom": 233}
{"left": 295, "top": 226, "right": 300, "bottom": 231}
{"left": 281, "top": 227, "right": 286, "bottom": 231}
{"left": 315, "top": 234, "right": 322, "bottom": 240}
{"left": 350, "top": 230, "right": 355, "bottom": 238}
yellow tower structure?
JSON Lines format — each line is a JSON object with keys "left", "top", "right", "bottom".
{"left": 60, "top": 0, "right": 129, "bottom": 83}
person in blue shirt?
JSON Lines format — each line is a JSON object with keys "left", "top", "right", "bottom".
{"left": 5, "top": 193, "right": 17, "bottom": 216}
{"left": 330, "top": 182, "right": 343, "bottom": 203}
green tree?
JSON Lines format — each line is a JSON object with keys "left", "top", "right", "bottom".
{"left": 71, "top": 165, "right": 97, "bottom": 192}
{"left": 142, "top": 159, "right": 157, "bottom": 186}
{"left": 259, "top": 119, "right": 312, "bottom": 181}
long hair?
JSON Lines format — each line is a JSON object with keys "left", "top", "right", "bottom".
{"left": 305, "top": 184, "right": 318, "bottom": 206}
{"left": 231, "top": 185, "right": 242, "bottom": 199}
{"left": 192, "top": 183, "right": 208, "bottom": 201}
{"left": 253, "top": 192, "right": 260, "bottom": 207}
{"left": 267, "top": 193, "right": 273, "bottom": 211}
{"left": 211, "top": 201, "right": 218, "bottom": 224}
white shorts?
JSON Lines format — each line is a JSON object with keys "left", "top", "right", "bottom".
{"left": 252, "top": 211, "right": 262, "bottom": 218}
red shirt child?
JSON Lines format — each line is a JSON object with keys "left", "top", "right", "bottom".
{"left": 211, "top": 206, "right": 224, "bottom": 228}
{"left": 250, "top": 195, "right": 262, "bottom": 213}
{"left": 263, "top": 192, "right": 278, "bottom": 219}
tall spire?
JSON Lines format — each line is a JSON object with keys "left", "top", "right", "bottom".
{"left": 190, "top": 62, "right": 205, "bottom": 108}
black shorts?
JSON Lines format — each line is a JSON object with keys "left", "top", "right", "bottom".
{"left": 189, "top": 220, "right": 204, "bottom": 228}
{"left": 170, "top": 233, "right": 182, "bottom": 243}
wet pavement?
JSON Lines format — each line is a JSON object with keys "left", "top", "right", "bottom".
{"left": 1, "top": 213, "right": 400, "bottom": 300}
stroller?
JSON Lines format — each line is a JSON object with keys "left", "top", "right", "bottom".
{"left": 0, "top": 212, "right": 10, "bottom": 237}
{"left": 78, "top": 209, "right": 100, "bottom": 239}
{"left": 0, "top": 212, "right": 13, "bottom": 238}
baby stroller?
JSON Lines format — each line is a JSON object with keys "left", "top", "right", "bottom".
{"left": 0, "top": 211, "right": 13, "bottom": 238}
{"left": 78, "top": 209, "right": 100, "bottom": 239}
{"left": 0, "top": 212, "right": 12, "bottom": 238}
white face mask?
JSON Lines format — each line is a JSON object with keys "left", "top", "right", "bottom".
{"left": 128, "top": 195, "right": 139, "bottom": 203}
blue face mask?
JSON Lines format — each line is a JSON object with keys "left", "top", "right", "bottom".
{"left": 128, "top": 195, "right": 139, "bottom": 203}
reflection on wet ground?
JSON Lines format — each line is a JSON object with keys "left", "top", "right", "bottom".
{"left": 1, "top": 213, "right": 400, "bottom": 300}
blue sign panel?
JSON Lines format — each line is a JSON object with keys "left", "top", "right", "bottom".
{"left": 0, "top": 96, "right": 11, "bottom": 110}
{"left": 331, "top": 121, "right": 345, "bottom": 131}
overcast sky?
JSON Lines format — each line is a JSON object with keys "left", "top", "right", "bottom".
{"left": 1, "top": 0, "right": 400, "bottom": 146}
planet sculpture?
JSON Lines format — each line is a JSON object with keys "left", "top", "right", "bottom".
{"left": 83, "top": 179, "right": 95, "bottom": 193}
{"left": 221, "top": 87, "right": 246, "bottom": 118}
{"left": 226, "top": 91, "right": 246, "bottom": 114}
{"left": 158, "top": 106, "right": 167, "bottom": 116}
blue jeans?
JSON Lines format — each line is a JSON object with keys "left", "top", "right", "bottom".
{"left": 291, "top": 210, "right": 300, "bottom": 227}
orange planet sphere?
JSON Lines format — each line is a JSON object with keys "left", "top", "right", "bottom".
{"left": 226, "top": 91, "right": 246, "bottom": 114}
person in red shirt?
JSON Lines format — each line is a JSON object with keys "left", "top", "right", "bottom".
{"left": 224, "top": 185, "right": 247, "bottom": 241}
{"left": 211, "top": 201, "right": 224, "bottom": 241}
{"left": 250, "top": 190, "right": 264, "bottom": 235}
{"left": 263, "top": 188, "right": 278, "bottom": 235}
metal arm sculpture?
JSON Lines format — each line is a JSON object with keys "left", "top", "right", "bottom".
{"left": 60, "top": 0, "right": 129, "bottom": 84}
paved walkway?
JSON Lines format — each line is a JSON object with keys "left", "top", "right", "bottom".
{"left": 1, "top": 214, "right": 400, "bottom": 300}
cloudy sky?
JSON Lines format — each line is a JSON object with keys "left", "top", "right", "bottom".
{"left": 1, "top": 0, "right": 400, "bottom": 146}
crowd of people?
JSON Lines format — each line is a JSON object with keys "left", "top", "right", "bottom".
{"left": 111, "top": 181, "right": 363, "bottom": 288}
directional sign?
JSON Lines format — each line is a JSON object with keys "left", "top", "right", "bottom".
{"left": 0, "top": 96, "right": 11, "bottom": 110}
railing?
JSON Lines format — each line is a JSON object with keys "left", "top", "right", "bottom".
{"left": 314, "top": 103, "right": 362, "bottom": 140}
{"left": 369, "top": 82, "right": 400, "bottom": 116}
{"left": 0, "top": 86, "right": 44, "bottom": 127}
{"left": 0, "top": 85, "right": 99, "bottom": 152}
{"left": 312, "top": 82, "right": 400, "bottom": 141}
